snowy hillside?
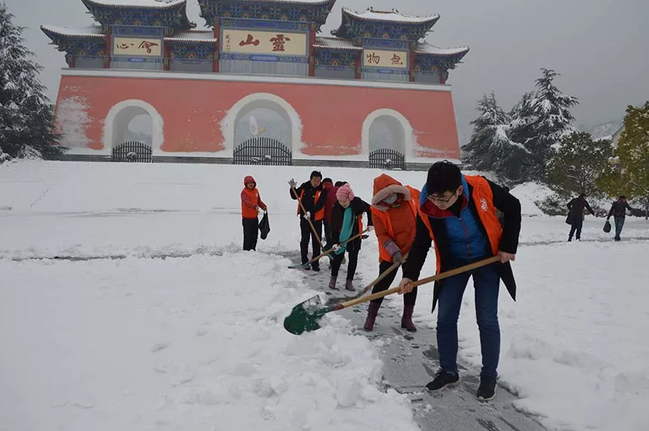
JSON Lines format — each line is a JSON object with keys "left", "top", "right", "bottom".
{"left": 1, "top": 161, "right": 648, "bottom": 431}
{"left": 578, "top": 119, "right": 623, "bottom": 140}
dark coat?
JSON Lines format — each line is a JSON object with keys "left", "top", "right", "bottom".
{"left": 403, "top": 179, "right": 522, "bottom": 312}
{"left": 290, "top": 181, "right": 325, "bottom": 216}
{"left": 568, "top": 197, "right": 594, "bottom": 217}
{"left": 608, "top": 200, "right": 632, "bottom": 219}
{"left": 330, "top": 197, "right": 373, "bottom": 250}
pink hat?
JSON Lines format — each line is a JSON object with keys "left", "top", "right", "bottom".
{"left": 336, "top": 183, "right": 355, "bottom": 201}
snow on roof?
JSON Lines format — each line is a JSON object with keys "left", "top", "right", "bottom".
{"left": 313, "top": 37, "right": 361, "bottom": 50}
{"left": 415, "top": 43, "right": 469, "bottom": 57}
{"left": 165, "top": 31, "right": 216, "bottom": 43}
{"left": 84, "top": 0, "right": 186, "bottom": 8}
{"left": 213, "top": 0, "right": 333, "bottom": 4}
{"left": 41, "top": 25, "right": 105, "bottom": 38}
{"left": 342, "top": 7, "right": 440, "bottom": 24}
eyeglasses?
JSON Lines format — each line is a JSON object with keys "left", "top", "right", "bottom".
{"left": 427, "top": 190, "right": 457, "bottom": 204}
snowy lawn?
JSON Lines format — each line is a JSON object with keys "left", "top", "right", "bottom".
{"left": 1, "top": 161, "right": 648, "bottom": 431}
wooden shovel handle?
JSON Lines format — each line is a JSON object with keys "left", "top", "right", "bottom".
{"left": 336, "top": 255, "right": 501, "bottom": 310}
{"left": 291, "top": 185, "right": 324, "bottom": 248}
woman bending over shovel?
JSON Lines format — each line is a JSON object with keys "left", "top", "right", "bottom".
{"left": 366, "top": 174, "right": 420, "bottom": 332}
{"left": 328, "top": 184, "right": 372, "bottom": 291}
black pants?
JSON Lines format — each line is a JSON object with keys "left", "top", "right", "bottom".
{"left": 300, "top": 218, "right": 322, "bottom": 265}
{"left": 371, "top": 260, "right": 418, "bottom": 306}
{"left": 330, "top": 243, "right": 359, "bottom": 280}
{"left": 569, "top": 216, "right": 583, "bottom": 240}
{"left": 242, "top": 217, "right": 258, "bottom": 251}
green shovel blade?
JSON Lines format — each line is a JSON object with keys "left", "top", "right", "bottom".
{"left": 283, "top": 295, "right": 334, "bottom": 335}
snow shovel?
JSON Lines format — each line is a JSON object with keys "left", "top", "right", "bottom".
{"left": 288, "top": 228, "right": 370, "bottom": 269}
{"left": 283, "top": 255, "right": 501, "bottom": 335}
{"left": 290, "top": 184, "right": 324, "bottom": 249}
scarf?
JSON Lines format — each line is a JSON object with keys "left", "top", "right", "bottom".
{"left": 336, "top": 206, "right": 354, "bottom": 255}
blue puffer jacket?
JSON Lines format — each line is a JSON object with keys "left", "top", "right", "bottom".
{"left": 420, "top": 175, "right": 489, "bottom": 260}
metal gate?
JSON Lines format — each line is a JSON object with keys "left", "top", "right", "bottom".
{"left": 112, "top": 141, "right": 153, "bottom": 163}
{"left": 369, "top": 148, "right": 405, "bottom": 170}
{"left": 233, "top": 137, "right": 292, "bottom": 166}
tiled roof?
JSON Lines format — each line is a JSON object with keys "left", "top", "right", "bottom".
{"left": 313, "top": 37, "right": 361, "bottom": 50}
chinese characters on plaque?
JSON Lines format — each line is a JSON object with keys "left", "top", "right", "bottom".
{"left": 113, "top": 37, "right": 162, "bottom": 57}
{"left": 222, "top": 29, "right": 306, "bottom": 56}
{"left": 363, "top": 49, "right": 408, "bottom": 69}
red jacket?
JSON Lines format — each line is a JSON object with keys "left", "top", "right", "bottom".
{"left": 241, "top": 175, "right": 266, "bottom": 219}
{"left": 324, "top": 185, "right": 340, "bottom": 224}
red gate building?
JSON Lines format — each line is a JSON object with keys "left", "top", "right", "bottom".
{"left": 42, "top": 0, "right": 469, "bottom": 169}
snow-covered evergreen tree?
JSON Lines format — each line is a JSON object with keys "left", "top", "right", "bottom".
{"left": 462, "top": 93, "right": 530, "bottom": 183}
{"left": 0, "top": 3, "right": 64, "bottom": 162}
{"left": 524, "top": 69, "right": 579, "bottom": 177}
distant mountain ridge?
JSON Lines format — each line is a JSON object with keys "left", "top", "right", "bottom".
{"left": 578, "top": 119, "right": 623, "bottom": 140}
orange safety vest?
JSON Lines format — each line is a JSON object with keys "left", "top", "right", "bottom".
{"left": 419, "top": 176, "right": 502, "bottom": 273}
{"left": 371, "top": 186, "right": 420, "bottom": 262}
{"left": 297, "top": 189, "right": 325, "bottom": 221}
{"left": 241, "top": 187, "right": 261, "bottom": 219}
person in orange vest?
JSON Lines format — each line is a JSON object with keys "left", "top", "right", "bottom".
{"left": 289, "top": 171, "right": 325, "bottom": 271}
{"left": 329, "top": 183, "right": 372, "bottom": 291}
{"left": 241, "top": 175, "right": 267, "bottom": 251}
{"left": 366, "top": 174, "right": 420, "bottom": 332}
{"left": 399, "top": 161, "right": 521, "bottom": 402}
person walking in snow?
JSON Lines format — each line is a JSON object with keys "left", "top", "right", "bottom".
{"left": 241, "top": 175, "right": 267, "bottom": 251}
{"left": 322, "top": 178, "right": 338, "bottom": 250}
{"left": 329, "top": 183, "right": 372, "bottom": 291}
{"left": 607, "top": 195, "right": 634, "bottom": 241}
{"left": 567, "top": 193, "right": 595, "bottom": 242}
{"left": 398, "top": 161, "right": 521, "bottom": 401}
{"left": 365, "top": 174, "right": 420, "bottom": 332}
{"left": 289, "top": 171, "right": 325, "bottom": 271}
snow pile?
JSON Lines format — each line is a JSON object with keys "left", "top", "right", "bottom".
{"left": 0, "top": 252, "right": 418, "bottom": 431}
{"left": 509, "top": 182, "right": 552, "bottom": 216}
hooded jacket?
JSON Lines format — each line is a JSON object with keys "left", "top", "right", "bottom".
{"left": 370, "top": 174, "right": 420, "bottom": 263}
{"left": 241, "top": 176, "right": 266, "bottom": 219}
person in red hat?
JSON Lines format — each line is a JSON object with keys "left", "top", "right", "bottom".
{"left": 241, "top": 175, "right": 267, "bottom": 251}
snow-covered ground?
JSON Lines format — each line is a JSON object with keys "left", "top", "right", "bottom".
{"left": 1, "top": 161, "right": 648, "bottom": 431}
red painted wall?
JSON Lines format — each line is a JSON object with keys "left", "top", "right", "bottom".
{"left": 55, "top": 74, "right": 461, "bottom": 158}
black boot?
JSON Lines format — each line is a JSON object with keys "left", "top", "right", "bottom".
{"left": 401, "top": 304, "right": 417, "bottom": 332}
{"left": 363, "top": 302, "right": 380, "bottom": 331}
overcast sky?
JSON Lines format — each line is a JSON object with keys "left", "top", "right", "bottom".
{"left": 5, "top": 0, "right": 649, "bottom": 142}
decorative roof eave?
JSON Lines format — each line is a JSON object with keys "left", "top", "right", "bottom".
{"left": 81, "top": 0, "right": 193, "bottom": 29}
{"left": 41, "top": 25, "right": 106, "bottom": 41}
{"left": 332, "top": 8, "right": 439, "bottom": 40}
{"left": 165, "top": 35, "right": 217, "bottom": 43}
{"left": 313, "top": 36, "right": 361, "bottom": 51}
{"left": 341, "top": 7, "right": 440, "bottom": 26}
{"left": 415, "top": 45, "right": 469, "bottom": 61}
{"left": 313, "top": 44, "right": 362, "bottom": 51}
{"left": 82, "top": 0, "right": 187, "bottom": 10}
{"left": 197, "top": 0, "right": 336, "bottom": 30}
{"left": 207, "top": 0, "right": 336, "bottom": 5}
